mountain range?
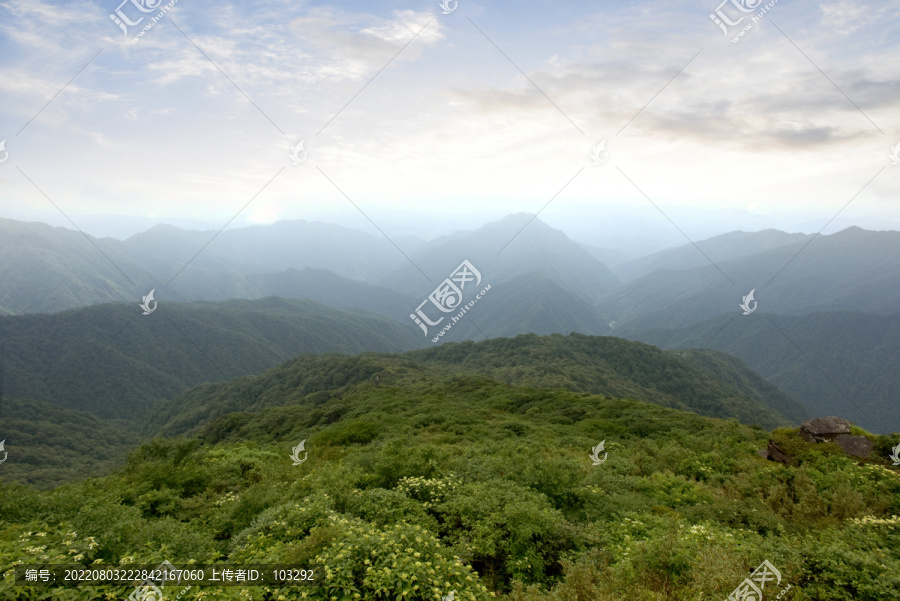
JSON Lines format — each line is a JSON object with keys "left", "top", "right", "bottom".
{"left": 1, "top": 214, "right": 898, "bottom": 433}
{"left": 0, "top": 297, "right": 423, "bottom": 420}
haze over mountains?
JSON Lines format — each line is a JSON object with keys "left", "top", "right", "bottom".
{"left": 1, "top": 213, "right": 898, "bottom": 434}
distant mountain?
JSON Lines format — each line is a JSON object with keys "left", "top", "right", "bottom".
{"left": 0, "top": 218, "right": 411, "bottom": 315}
{"left": 379, "top": 214, "right": 620, "bottom": 303}
{"left": 414, "top": 273, "right": 610, "bottom": 344}
{"left": 0, "top": 297, "right": 424, "bottom": 421}
{"left": 169, "top": 267, "right": 417, "bottom": 323}
{"left": 0, "top": 218, "right": 158, "bottom": 315}
{"left": 120, "top": 219, "right": 405, "bottom": 283}
{"left": 625, "top": 311, "right": 900, "bottom": 434}
{"left": 580, "top": 243, "right": 631, "bottom": 268}
{"left": 600, "top": 227, "right": 900, "bottom": 330}
{"left": 142, "top": 333, "right": 802, "bottom": 437}
{"left": 613, "top": 229, "right": 813, "bottom": 281}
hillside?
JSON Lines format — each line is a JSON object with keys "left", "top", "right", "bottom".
{"left": 0, "top": 297, "right": 424, "bottom": 420}
{"left": 1, "top": 368, "right": 898, "bottom": 600}
{"left": 0, "top": 219, "right": 157, "bottom": 316}
{"left": 172, "top": 267, "right": 417, "bottom": 322}
{"left": 141, "top": 333, "right": 801, "bottom": 438}
{"left": 407, "top": 333, "right": 807, "bottom": 424}
{"left": 625, "top": 311, "right": 900, "bottom": 434}
{"left": 0, "top": 398, "right": 141, "bottom": 490}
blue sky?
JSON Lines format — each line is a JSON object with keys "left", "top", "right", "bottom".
{"left": 1, "top": 0, "right": 898, "bottom": 251}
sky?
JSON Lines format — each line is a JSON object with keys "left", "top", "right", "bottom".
{"left": 1, "top": 0, "right": 899, "bottom": 255}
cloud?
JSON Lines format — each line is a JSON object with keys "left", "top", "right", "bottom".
{"left": 818, "top": 1, "right": 899, "bottom": 35}
{"left": 1, "top": 0, "right": 897, "bottom": 232}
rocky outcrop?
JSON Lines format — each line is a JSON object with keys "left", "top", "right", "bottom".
{"left": 764, "top": 440, "right": 793, "bottom": 465}
{"left": 833, "top": 434, "right": 873, "bottom": 458}
{"left": 760, "top": 416, "right": 873, "bottom": 464}
{"left": 799, "top": 416, "right": 851, "bottom": 443}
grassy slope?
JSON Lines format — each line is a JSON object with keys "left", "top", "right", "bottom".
{"left": 1, "top": 375, "right": 899, "bottom": 600}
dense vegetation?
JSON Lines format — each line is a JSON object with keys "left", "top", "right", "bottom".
{"left": 0, "top": 398, "right": 140, "bottom": 490}
{"left": 141, "top": 334, "right": 800, "bottom": 438}
{"left": 2, "top": 368, "right": 899, "bottom": 600}
{"left": 0, "top": 297, "right": 422, "bottom": 419}
{"left": 629, "top": 311, "right": 900, "bottom": 433}
{"left": 5, "top": 215, "right": 900, "bottom": 439}
{"left": 408, "top": 333, "right": 807, "bottom": 425}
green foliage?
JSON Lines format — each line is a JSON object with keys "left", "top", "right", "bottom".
{"left": 0, "top": 296, "right": 421, "bottom": 421}
{"left": 3, "top": 337, "right": 900, "bottom": 599}
{"left": 632, "top": 310, "right": 900, "bottom": 434}
{"left": 148, "top": 333, "right": 801, "bottom": 440}
{"left": 436, "top": 479, "right": 572, "bottom": 588}
{"left": 0, "top": 398, "right": 140, "bottom": 490}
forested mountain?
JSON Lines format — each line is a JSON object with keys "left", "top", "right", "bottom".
{"left": 410, "top": 273, "right": 612, "bottom": 344}
{"left": 599, "top": 227, "right": 900, "bottom": 330}
{"left": 379, "top": 214, "right": 620, "bottom": 302}
{"left": 0, "top": 218, "right": 412, "bottom": 315}
{"left": 173, "top": 267, "right": 417, "bottom": 322}
{"left": 407, "top": 333, "right": 807, "bottom": 425}
{"left": 2, "top": 361, "right": 898, "bottom": 599}
{"left": 119, "top": 220, "right": 406, "bottom": 283}
{"left": 612, "top": 229, "right": 814, "bottom": 281}
{"left": 0, "top": 398, "right": 140, "bottom": 489}
{"left": 4, "top": 213, "right": 899, "bottom": 438}
{"left": 0, "top": 297, "right": 424, "bottom": 420}
{"left": 0, "top": 218, "right": 159, "bottom": 315}
{"left": 141, "top": 333, "right": 801, "bottom": 438}
{"left": 625, "top": 311, "right": 900, "bottom": 433}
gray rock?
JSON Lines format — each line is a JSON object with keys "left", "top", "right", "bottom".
{"left": 800, "top": 416, "right": 852, "bottom": 443}
{"left": 765, "top": 440, "right": 793, "bottom": 465}
{"left": 834, "top": 434, "right": 873, "bottom": 458}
